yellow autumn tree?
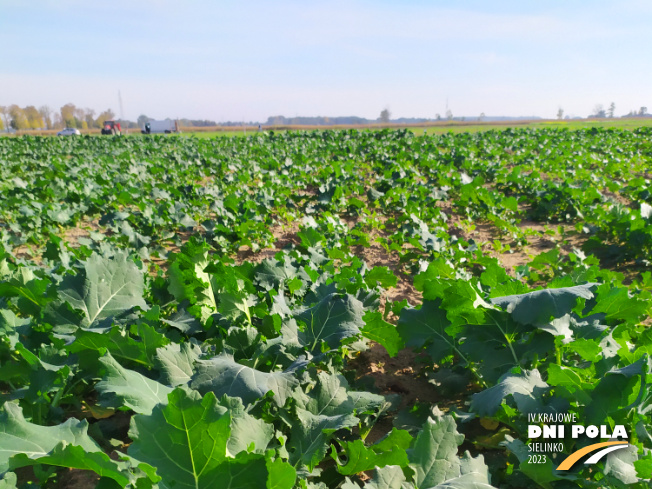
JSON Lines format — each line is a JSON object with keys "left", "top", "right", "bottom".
{"left": 24, "top": 106, "right": 44, "bottom": 129}
{"left": 9, "top": 105, "right": 29, "bottom": 130}
{"left": 95, "top": 109, "right": 116, "bottom": 127}
{"left": 60, "top": 103, "right": 78, "bottom": 128}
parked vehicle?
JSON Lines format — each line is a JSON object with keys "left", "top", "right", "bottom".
{"left": 101, "top": 121, "right": 121, "bottom": 135}
{"left": 57, "top": 128, "right": 81, "bottom": 136}
{"left": 141, "top": 119, "right": 179, "bottom": 134}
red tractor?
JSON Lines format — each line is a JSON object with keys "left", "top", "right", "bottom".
{"left": 101, "top": 120, "right": 122, "bottom": 135}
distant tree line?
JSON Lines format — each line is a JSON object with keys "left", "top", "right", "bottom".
{"left": 263, "top": 113, "right": 543, "bottom": 126}
{"left": 265, "top": 115, "right": 372, "bottom": 126}
{"left": 176, "top": 118, "right": 218, "bottom": 127}
{"left": 219, "top": 121, "right": 260, "bottom": 127}
{"left": 624, "top": 107, "right": 649, "bottom": 117}
{"left": 585, "top": 103, "right": 649, "bottom": 119}
{"left": 588, "top": 103, "right": 616, "bottom": 118}
{"left": 0, "top": 104, "right": 117, "bottom": 131}
{"left": 4, "top": 102, "right": 650, "bottom": 133}
{"left": 0, "top": 104, "right": 223, "bottom": 132}
{"left": 135, "top": 116, "right": 218, "bottom": 128}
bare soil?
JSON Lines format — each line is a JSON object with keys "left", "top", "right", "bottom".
{"left": 55, "top": 469, "right": 100, "bottom": 489}
{"left": 235, "top": 219, "right": 302, "bottom": 264}
{"left": 453, "top": 216, "right": 586, "bottom": 275}
{"left": 350, "top": 344, "right": 435, "bottom": 405}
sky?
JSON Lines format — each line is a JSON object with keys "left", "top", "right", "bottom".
{"left": 1, "top": 0, "right": 651, "bottom": 122}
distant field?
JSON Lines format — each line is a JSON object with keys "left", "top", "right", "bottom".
{"left": 179, "top": 117, "right": 652, "bottom": 137}
{"left": 418, "top": 117, "right": 652, "bottom": 134}
{"left": 5, "top": 117, "right": 652, "bottom": 137}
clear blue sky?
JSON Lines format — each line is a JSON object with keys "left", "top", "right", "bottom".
{"left": 1, "top": 0, "right": 650, "bottom": 122}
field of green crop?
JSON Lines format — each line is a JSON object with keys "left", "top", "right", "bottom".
{"left": 1, "top": 128, "right": 652, "bottom": 488}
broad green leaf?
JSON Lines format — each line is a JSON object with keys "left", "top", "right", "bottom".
{"left": 546, "top": 364, "right": 594, "bottom": 404}
{"left": 200, "top": 452, "right": 269, "bottom": 489}
{"left": 437, "top": 281, "right": 489, "bottom": 328}
{"left": 218, "top": 291, "right": 256, "bottom": 323}
{"left": 289, "top": 408, "right": 358, "bottom": 470}
{"left": 156, "top": 342, "right": 201, "bottom": 386}
{"left": 215, "top": 396, "right": 274, "bottom": 456}
{"left": 397, "top": 299, "right": 456, "bottom": 362}
{"left": 607, "top": 354, "right": 650, "bottom": 378}
{"left": 537, "top": 314, "right": 573, "bottom": 342}
{"left": 161, "top": 308, "right": 203, "bottom": 335}
{"left": 570, "top": 312, "right": 609, "bottom": 340}
{"left": 374, "top": 429, "right": 413, "bottom": 452}
{"left": 54, "top": 252, "right": 147, "bottom": 329}
{"left": 501, "top": 436, "right": 560, "bottom": 489}
{"left": 459, "top": 451, "right": 492, "bottom": 483}
{"left": 470, "top": 369, "right": 549, "bottom": 417}
{"left": 168, "top": 240, "right": 217, "bottom": 323}
{"left": 287, "top": 276, "right": 303, "bottom": 295}
{"left": 585, "top": 375, "right": 642, "bottom": 424}
{"left": 0, "top": 268, "right": 51, "bottom": 316}
{"left": 603, "top": 445, "right": 639, "bottom": 486}
{"left": 293, "top": 371, "right": 385, "bottom": 420}
{"left": 584, "top": 356, "right": 649, "bottom": 423}
{"left": 416, "top": 273, "right": 487, "bottom": 328}
{"left": 591, "top": 286, "right": 648, "bottom": 324}
{"left": 457, "top": 309, "right": 541, "bottom": 384}
{"left": 68, "top": 325, "right": 163, "bottom": 368}
{"left": 361, "top": 311, "right": 404, "bottom": 357}
{"left": 266, "top": 456, "right": 297, "bottom": 489}
{"left": 297, "top": 228, "right": 325, "bottom": 249}
{"left": 406, "top": 415, "right": 496, "bottom": 488}
{"left": 430, "top": 472, "right": 497, "bottom": 489}
{"left": 348, "top": 389, "right": 387, "bottom": 415}
{"left": 295, "top": 293, "right": 365, "bottom": 352}
{"left": 295, "top": 372, "right": 355, "bottom": 416}
{"left": 480, "top": 259, "right": 514, "bottom": 290}
{"left": 399, "top": 414, "right": 496, "bottom": 487}
{"left": 341, "top": 479, "right": 362, "bottom": 489}
{"left": 634, "top": 453, "right": 652, "bottom": 478}
{"left": 223, "top": 325, "right": 262, "bottom": 358}
{"left": 565, "top": 337, "right": 602, "bottom": 362}
{"left": 0, "top": 402, "right": 100, "bottom": 473}
{"left": 0, "top": 309, "right": 29, "bottom": 348}
{"left": 364, "top": 267, "right": 398, "bottom": 289}
{"left": 14, "top": 443, "right": 142, "bottom": 487}
{"left": 255, "top": 258, "right": 301, "bottom": 290}
{"left": 408, "top": 416, "right": 464, "bottom": 488}
{"left": 128, "top": 388, "right": 230, "bottom": 487}
{"left": 132, "top": 323, "right": 170, "bottom": 362}
{"left": 490, "top": 284, "right": 597, "bottom": 326}
{"left": 414, "top": 261, "right": 457, "bottom": 292}
{"left": 347, "top": 465, "right": 408, "bottom": 489}
{"left": 96, "top": 353, "right": 173, "bottom": 415}
{"left": 191, "top": 354, "right": 299, "bottom": 406}
{"left": 0, "top": 472, "right": 16, "bottom": 489}
{"left": 641, "top": 202, "right": 652, "bottom": 219}
{"left": 129, "top": 388, "right": 291, "bottom": 489}
{"left": 332, "top": 429, "right": 411, "bottom": 475}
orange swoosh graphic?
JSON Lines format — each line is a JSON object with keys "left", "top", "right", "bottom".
{"left": 557, "top": 441, "right": 629, "bottom": 470}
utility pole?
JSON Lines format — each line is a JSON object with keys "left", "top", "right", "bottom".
{"left": 118, "top": 90, "right": 126, "bottom": 134}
